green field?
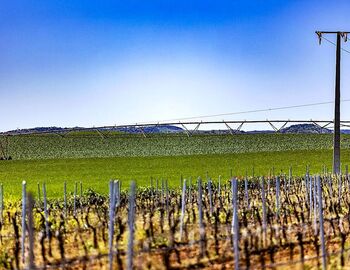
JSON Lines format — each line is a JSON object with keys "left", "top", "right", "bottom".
{"left": 1, "top": 133, "right": 349, "bottom": 199}
{"left": 6, "top": 133, "right": 350, "bottom": 159}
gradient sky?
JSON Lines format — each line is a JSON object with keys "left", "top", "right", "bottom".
{"left": 1, "top": 1, "right": 350, "bottom": 131}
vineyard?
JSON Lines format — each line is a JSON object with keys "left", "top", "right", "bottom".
{"left": 1, "top": 173, "right": 350, "bottom": 269}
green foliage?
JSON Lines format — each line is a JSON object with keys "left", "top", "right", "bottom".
{"left": 6, "top": 133, "right": 350, "bottom": 160}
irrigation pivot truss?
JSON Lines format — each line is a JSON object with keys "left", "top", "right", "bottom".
{"left": 1, "top": 119, "right": 350, "bottom": 138}
{"left": 0, "top": 118, "right": 349, "bottom": 160}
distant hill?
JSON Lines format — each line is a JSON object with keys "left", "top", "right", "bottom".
{"left": 279, "top": 124, "right": 332, "bottom": 134}
{"left": 247, "top": 124, "right": 349, "bottom": 134}
{"left": 3, "top": 126, "right": 69, "bottom": 135}
{"left": 2, "top": 125, "right": 184, "bottom": 135}
{"left": 115, "top": 125, "right": 183, "bottom": 134}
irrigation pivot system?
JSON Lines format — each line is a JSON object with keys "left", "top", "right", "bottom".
{"left": 1, "top": 119, "right": 350, "bottom": 137}
{"left": 1, "top": 116, "right": 350, "bottom": 164}
{"left": 0, "top": 119, "right": 349, "bottom": 160}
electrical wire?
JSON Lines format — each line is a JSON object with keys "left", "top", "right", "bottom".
{"left": 320, "top": 36, "right": 350, "bottom": 54}
{"left": 140, "top": 99, "right": 350, "bottom": 124}
{"left": 137, "top": 35, "right": 350, "bottom": 125}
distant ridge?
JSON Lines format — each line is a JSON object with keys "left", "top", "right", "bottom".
{"left": 280, "top": 123, "right": 332, "bottom": 134}
{"left": 1, "top": 125, "right": 184, "bottom": 135}
{"left": 116, "top": 125, "right": 183, "bottom": 134}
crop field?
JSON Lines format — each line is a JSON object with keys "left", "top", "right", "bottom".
{"left": 1, "top": 175, "right": 350, "bottom": 269}
{"left": 1, "top": 133, "right": 350, "bottom": 199}
{"left": 1, "top": 149, "right": 350, "bottom": 200}
{"left": 4, "top": 133, "right": 350, "bottom": 160}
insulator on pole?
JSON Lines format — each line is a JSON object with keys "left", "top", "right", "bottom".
{"left": 316, "top": 32, "right": 322, "bottom": 45}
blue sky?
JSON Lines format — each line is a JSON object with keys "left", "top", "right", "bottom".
{"left": 1, "top": 1, "right": 350, "bottom": 131}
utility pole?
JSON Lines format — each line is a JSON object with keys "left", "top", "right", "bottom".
{"left": 316, "top": 31, "right": 349, "bottom": 174}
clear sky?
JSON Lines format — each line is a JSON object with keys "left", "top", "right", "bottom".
{"left": 1, "top": 0, "right": 350, "bottom": 131}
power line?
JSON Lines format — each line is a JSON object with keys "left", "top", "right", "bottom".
{"left": 143, "top": 99, "right": 350, "bottom": 124}
{"left": 140, "top": 34, "right": 350, "bottom": 125}
{"left": 321, "top": 36, "right": 350, "bottom": 54}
